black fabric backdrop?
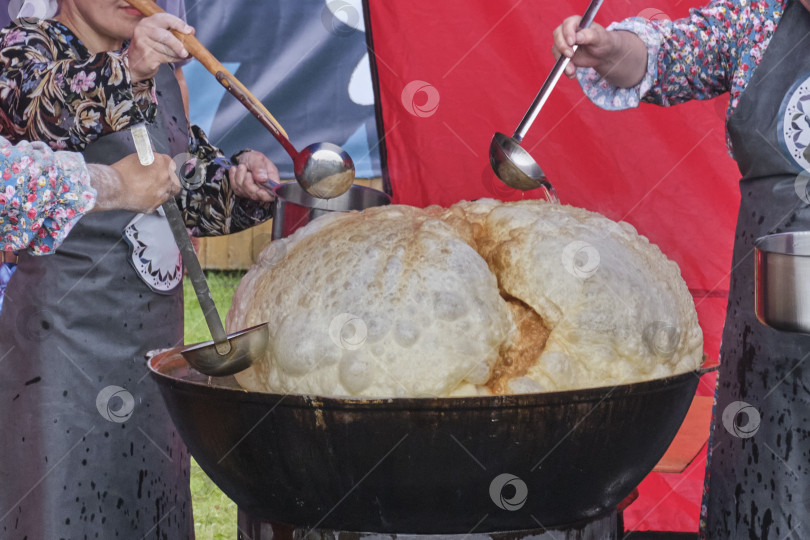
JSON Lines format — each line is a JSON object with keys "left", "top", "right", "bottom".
{"left": 184, "top": 0, "right": 380, "bottom": 178}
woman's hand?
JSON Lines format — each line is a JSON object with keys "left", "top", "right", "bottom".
{"left": 552, "top": 16, "right": 615, "bottom": 77}
{"left": 229, "top": 150, "right": 279, "bottom": 203}
{"left": 552, "top": 15, "right": 647, "bottom": 88}
{"left": 127, "top": 13, "right": 194, "bottom": 83}
{"left": 90, "top": 153, "right": 181, "bottom": 214}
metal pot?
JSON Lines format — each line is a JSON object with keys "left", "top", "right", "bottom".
{"left": 271, "top": 181, "right": 391, "bottom": 240}
{"left": 148, "top": 349, "right": 713, "bottom": 533}
{"left": 755, "top": 231, "right": 810, "bottom": 333}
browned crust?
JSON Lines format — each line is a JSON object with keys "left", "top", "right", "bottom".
{"left": 487, "top": 297, "right": 550, "bottom": 394}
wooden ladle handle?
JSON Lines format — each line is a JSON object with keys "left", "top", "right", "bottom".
{"left": 124, "top": 0, "right": 289, "bottom": 140}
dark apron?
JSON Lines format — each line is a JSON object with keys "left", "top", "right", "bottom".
{"left": 703, "top": 1, "right": 810, "bottom": 537}
{"left": 0, "top": 66, "right": 194, "bottom": 539}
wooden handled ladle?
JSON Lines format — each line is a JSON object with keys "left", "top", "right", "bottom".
{"left": 125, "top": 0, "right": 356, "bottom": 200}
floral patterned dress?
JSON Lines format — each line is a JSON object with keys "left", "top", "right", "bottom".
{"left": 578, "top": 1, "right": 810, "bottom": 537}
{"left": 578, "top": 0, "right": 786, "bottom": 156}
{"left": 0, "top": 134, "right": 96, "bottom": 254}
{"left": 0, "top": 134, "right": 96, "bottom": 311}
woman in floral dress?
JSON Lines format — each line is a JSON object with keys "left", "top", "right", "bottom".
{"left": 0, "top": 2, "right": 278, "bottom": 538}
{"left": 0, "top": 136, "right": 182, "bottom": 253}
{"left": 554, "top": 0, "right": 810, "bottom": 537}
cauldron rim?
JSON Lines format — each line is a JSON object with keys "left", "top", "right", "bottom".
{"left": 148, "top": 347, "right": 713, "bottom": 410}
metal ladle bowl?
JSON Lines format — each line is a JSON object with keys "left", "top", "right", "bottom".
{"left": 216, "top": 70, "right": 356, "bottom": 199}
{"left": 292, "top": 143, "right": 355, "bottom": 199}
{"left": 489, "top": 132, "right": 554, "bottom": 193}
{"left": 178, "top": 323, "right": 269, "bottom": 377}
{"left": 489, "top": 0, "right": 603, "bottom": 197}
{"left": 209, "top": 60, "right": 356, "bottom": 200}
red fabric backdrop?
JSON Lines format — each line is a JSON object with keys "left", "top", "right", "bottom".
{"left": 365, "top": 0, "right": 741, "bottom": 531}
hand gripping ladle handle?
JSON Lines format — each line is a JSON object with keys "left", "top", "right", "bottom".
{"left": 512, "top": 0, "right": 604, "bottom": 142}
{"left": 123, "top": 0, "right": 289, "bottom": 141}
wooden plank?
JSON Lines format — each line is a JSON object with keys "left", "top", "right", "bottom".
{"left": 196, "top": 220, "right": 272, "bottom": 270}
{"left": 653, "top": 395, "right": 713, "bottom": 474}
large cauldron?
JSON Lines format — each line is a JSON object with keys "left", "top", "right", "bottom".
{"left": 149, "top": 349, "right": 711, "bottom": 534}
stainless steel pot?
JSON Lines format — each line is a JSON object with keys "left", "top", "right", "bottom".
{"left": 270, "top": 181, "right": 391, "bottom": 240}
{"left": 755, "top": 231, "right": 810, "bottom": 333}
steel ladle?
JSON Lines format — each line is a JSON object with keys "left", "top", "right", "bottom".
{"left": 162, "top": 198, "right": 268, "bottom": 376}
{"left": 489, "top": 0, "right": 604, "bottom": 195}
{"left": 125, "top": 0, "right": 355, "bottom": 199}
{"left": 213, "top": 75, "right": 355, "bottom": 200}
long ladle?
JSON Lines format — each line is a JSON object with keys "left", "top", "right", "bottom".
{"left": 162, "top": 198, "right": 268, "bottom": 376}
{"left": 489, "top": 0, "right": 603, "bottom": 196}
{"left": 125, "top": 0, "right": 356, "bottom": 199}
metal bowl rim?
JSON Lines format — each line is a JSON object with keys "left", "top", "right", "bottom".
{"left": 755, "top": 230, "right": 810, "bottom": 256}
{"left": 148, "top": 348, "right": 711, "bottom": 411}
{"left": 273, "top": 181, "right": 391, "bottom": 207}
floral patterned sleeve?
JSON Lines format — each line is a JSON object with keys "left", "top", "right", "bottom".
{"left": 0, "top": 135, "right": 97, "bottom": 254}
{"left": 0, "top": 21, "right": 157, "bottom": 151}
{"left": 577, "top": 0, "right": 784, "bottom": 114}
{"left": 179, "top": 124, "right": 273, "bottom": 237}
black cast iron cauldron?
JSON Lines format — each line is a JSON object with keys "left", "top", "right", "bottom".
{"left": 149, "top": 349, "right": 714, "bottom": 534}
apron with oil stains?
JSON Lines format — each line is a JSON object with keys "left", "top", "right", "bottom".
{"left": 702, "top": 1, "right": 810, "bottom": 537}
{"left": 0, "top": 66, "right": 194, "bottom": 539}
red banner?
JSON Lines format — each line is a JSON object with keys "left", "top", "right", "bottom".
{"left": 366, "top": 0, "right": 738, "bottom": 531}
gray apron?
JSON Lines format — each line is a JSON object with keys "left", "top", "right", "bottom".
{"left": 0, "top": 66, "right": 194, "bottom": 539}
{"left": 703, "top": 1, "right": 810, "bottom": 537}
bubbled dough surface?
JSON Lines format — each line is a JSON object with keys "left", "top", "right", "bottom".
{"left": 477, "top": 201, "right": 703, "bottom": 392}
{"left": 227, "top": 205, "right": 514, "bottom": 397}
{"left": 228, "top": 199, "right": 703, "bottom": 397}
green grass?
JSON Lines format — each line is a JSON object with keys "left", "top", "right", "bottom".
{"left": 183, "top": 271, "right": 245, "bottom": 539}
